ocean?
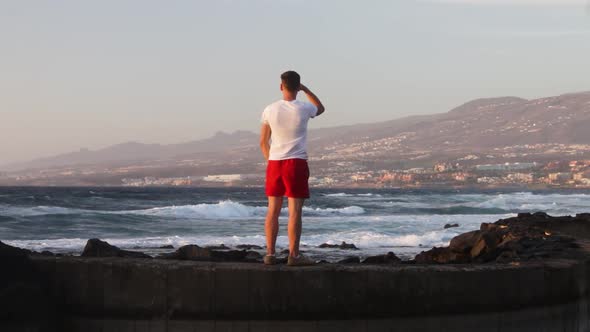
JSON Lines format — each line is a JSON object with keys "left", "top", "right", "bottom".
{"left": 1, "top": 187, "right": 589, "bottom": 261}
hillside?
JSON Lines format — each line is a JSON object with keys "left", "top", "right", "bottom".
{"left": 3, "top": 91, "right": 590, "bottom": 173}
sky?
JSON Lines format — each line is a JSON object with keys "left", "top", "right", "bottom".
{"left": 1, "top": 0, "right": 589, "bottom": 165}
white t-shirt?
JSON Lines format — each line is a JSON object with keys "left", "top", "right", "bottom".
{"left": 261, "top": 100, "right": 318, "bottom": 161}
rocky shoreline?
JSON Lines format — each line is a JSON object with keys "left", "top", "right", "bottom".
{"left": 7, "top": 211, "right": 589, "bottom": 265}
{"left": 3, "top": 212, "right": 590, "bottom": 331}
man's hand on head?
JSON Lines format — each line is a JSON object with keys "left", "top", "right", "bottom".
{"left": 298, "top": 84, "right": 325, "bottom": 116}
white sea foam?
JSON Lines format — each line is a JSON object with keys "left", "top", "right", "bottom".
{"left": 323, "top": 193, "right": 381, "bottom": 198}
{"left": 323, "top": 193, "right": 353, "bottom": 197}
{"left": 130, "top": 201, "right": 268, "bottom": 219}
{"left": 131, "top": 201, "right": 365, "bottom": 218}
{"left": 468, "top": 192, "right": 590, "bottom": 214}
{"left": 0, "top": 201, "right": 365, "bottom": 219}
{"left": 3, "top": 230, "right": 450, "bottom": 254}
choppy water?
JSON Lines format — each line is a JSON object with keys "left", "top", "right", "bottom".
{"left": 1, "top": 187, "right": 589, "bottom": 261}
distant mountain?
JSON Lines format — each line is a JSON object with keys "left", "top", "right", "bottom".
{"left": 2, "top": 130, "right": 258, "bottom": 171}
{"left": 308, "top": 91, "right": 590, "bottom": 152}
{"left": 4, "top": 91, "right": 590, "bottom": 172}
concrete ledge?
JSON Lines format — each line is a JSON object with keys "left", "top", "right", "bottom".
{"left": 62, "top": 297, "right": 590, "bottom": 332}
{"left": 30, "top": 256, "right": 590, "bottom": 321}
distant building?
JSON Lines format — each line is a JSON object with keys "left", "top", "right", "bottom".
{"left": 203, "top": 174, "right": 242, "bottom": 183}
{"left": 433, "top": 162, "right": 454, "bottom": 173}
{"left": 505, "top": 173, "right": 534, "bottom": 183}
{"left": 477, "top": 177, "right": 503, "bottom": 184}
{"left": 573, "top": 171, "right": 590, "bottom": 181}
{"left": 406, "top": 168, "right": 429, "bottom": 174}
{"left": 475, "top": 162, "right": 537, "bottom": 171}
{"left": 548, "top": 172, "right": 572, "bottom": 183}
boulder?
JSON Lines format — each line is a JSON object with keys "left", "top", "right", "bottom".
{"left": 0, "top": 241, "right": 56, "bottom": 327}
{"left": 444, "top": 223, "right": 459, "bottom": 229}
{"left": 416, "top": 213, "right": 584, "bottom": 264}
{"left": 160, "top": 244, "right": 212, "bottom": 260}
{"left": 160, "top": 244, "right": 262, "bottom": 262}
{"left": 318, "top": 242, "right": 358, "bottom": 250}
{"left": 414, "top": 247, "right": 470, "bottom": 264}
{"left": 338, "top": 256, "right": 361, "bottom": 264}
{"left": 449, "top": 230, "right": 480, "bottom": 253}
{"left": 362, "top": 252, "right": 401, "bottom": 264}
{"left": 159, "top": 245, "right": 174, "bottom": 249}
{"left": 532, "top": 211, "right": 551, "bottom": 218}
{"left": 81, "top": 239, "right": 151, "bottom": 259}
{"left": 0, "top": 241, "right": 31, "bottom": 258}
{"left": 205, "top": 244, "right": 229, "bottom": 250}
{"left": 236, "top": 244, "right": 264, "bottom": 250}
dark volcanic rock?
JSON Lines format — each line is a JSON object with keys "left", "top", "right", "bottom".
{"left": 416, "top": 212, "right": 586, "bottom": 264}
{"left": 338, "top": 256, "right": 361, "bottom": 264}
{"left": 532, "top": 211, "right": 551, "bottom": 218}
{"left": 362, "top": 252, "right": 401, "bottom": 264}
{"left": 205, "top": 244, "right": 229, "bottom": 250}
{"left": 236, "top": 244, "right": 264, "bottom": 250}
{"left": 444, "top": 223, "right": 459, "bottom": 229}
{"left": 160, "top": 244, "right": 262, "bottom": 262}
{"left": 318, "top": 242, "right": 358, "bottom": 250}
{"left": 159, "top": 245, "right": 174, "bottom": 249}
{"left": 415, "top": 247, "right": 470, "bottom": 264}
{"left": 0, "top": 241, "right": 55, "bottom": 328}
{"left": 160, "top": 244, "right": 212, "bottom": 260}
{"left": 82, "top": 239, "right": 151, "bottom": 259}
{"left": 449, "top": 230, "right": 480, "bottom": 253}
{"left": 39, "top": 250, "right": 56, "bottom": 256}
{"left": 280, "top": 249, "right": 306, "bottom": 255}
{"left": 0, "top": 240, "right": 32, "bottom": 258}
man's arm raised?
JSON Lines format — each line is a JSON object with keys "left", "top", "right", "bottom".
{"left": 300, "top": 84, "right": 325, "bottom": 116}
{"left": 259, "top": 123, "right": 271, "bottom": 160}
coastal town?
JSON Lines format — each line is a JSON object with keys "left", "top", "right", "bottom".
{"left": 3, "top": 152, "right": 590, "bottom": 189}
{"left": 3, "top": 92, "right": 590, "bottom": 189}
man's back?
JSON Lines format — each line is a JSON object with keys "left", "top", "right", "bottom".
{"left": 261, "top": 99, "right": 317, "bottom": 161}
{"left": 259, "top": 71, "right": 325, "bottom": 266}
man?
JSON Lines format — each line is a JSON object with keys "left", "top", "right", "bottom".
{"left": 259, "top": 71, "right": 325, "bottom": 266}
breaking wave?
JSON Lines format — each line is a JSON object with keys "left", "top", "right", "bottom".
{"left": 0, "top": 201, "right": 365, "bottom": 219}
{"left": 4, "top": 229, "right": 452, "bottom": 254}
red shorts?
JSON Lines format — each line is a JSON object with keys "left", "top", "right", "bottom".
{"left": 265, "top": 158, "right": 310, "bottom": 198}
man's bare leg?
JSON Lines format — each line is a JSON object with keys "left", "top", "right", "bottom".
{"left": 287, "top": 197, "right": 304, "bottom": 257}
{"left": 265, "top": 196, "right": 283, "bottom": 256}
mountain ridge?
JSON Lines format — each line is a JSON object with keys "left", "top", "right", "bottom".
{"left": 3, "top": 91, "right": 590, "bottom": 172}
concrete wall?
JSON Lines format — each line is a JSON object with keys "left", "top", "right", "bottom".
{"left": 8, "top": 256, "right": 590, "bottom": 331}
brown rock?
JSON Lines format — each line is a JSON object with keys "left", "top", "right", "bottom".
{"left": 469, "top": 237, "right": 487, "bottom": 258}
{"left": 319, "top": 242, "right": 358, "bottom": 250}
{"left": 449, "top": 230, "right": 480, "bottom": 253}
{"left": 205, "top": 244, "right": 229, "bottom": 250}
{"left": 175, "top": 245, "right": 212, "bottom": 260}
{"left": 415, "top": 247, "right": 470, "bottom": 264}
{"left": 160, "top": 244, "right": 262, "bottom": 262}
{"left": 236, "top": 244, "right": 264, "bottom": 250}
{"left": 338, "top": 256, "right": 361, "bottom": 264}
{"left": 81, "top": 239, "right": 151, "bottom": 259}
{"left": 362, "top": 252, "right": 401, "bottom": 264}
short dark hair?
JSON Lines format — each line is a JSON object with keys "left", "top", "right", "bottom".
{"left": 281, "top": 71, "right": 300, "bottom": 92}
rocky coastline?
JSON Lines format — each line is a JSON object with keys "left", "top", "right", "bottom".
{"left": 3, "top": 212, "right": 590, "bottom": 331}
